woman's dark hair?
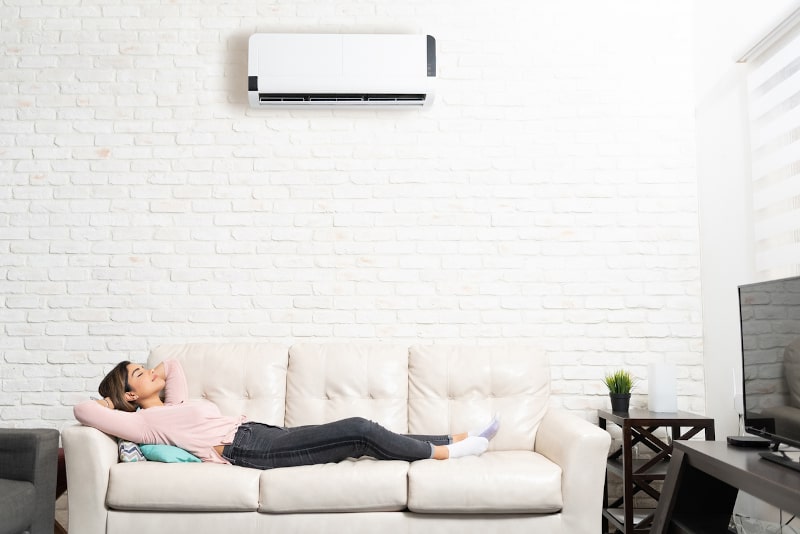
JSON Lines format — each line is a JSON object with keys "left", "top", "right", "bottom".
{"left": 98, "top": 361, "right": 138, "bottom": 412}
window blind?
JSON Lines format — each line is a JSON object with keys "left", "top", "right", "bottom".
{"left": 748, "top": 30, "right": 800, "bottom": 278}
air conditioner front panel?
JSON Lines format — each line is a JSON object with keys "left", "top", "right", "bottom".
{"left": 248, "top": 33, "right": 435, "bottom": 108}
{"left": 341, "top": 35, "right": 426, "bottom": 79}
{"left": 254, "top": 34, "right": 343, "bottom": 82}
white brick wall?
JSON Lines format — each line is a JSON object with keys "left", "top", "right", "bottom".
{"left": 1, "top": 0, "right": 702, "bottom": 431}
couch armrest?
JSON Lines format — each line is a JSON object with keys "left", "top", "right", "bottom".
{"left": 62, "top": 424, "right": 118, "bottom": 534}
{"left": 0, "top": 428, "right": 59, "bottom": 534}
{"left": 535, "top": 409, "right": 611, "bottom": 534}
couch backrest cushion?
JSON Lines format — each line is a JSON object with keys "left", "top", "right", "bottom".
{"left": 285, "top": 344, "right": 409, "bottom": 434}
{"left": 408, "top": 345, "right": 549, "bottom": 451}
{"left": 148, "top": 343, "right": 289, "bottom": 426}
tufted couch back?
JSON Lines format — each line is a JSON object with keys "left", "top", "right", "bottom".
{"left": 408, "top": 345, "right": 550, "bottom": 451}
{"left": 147, "top": 343, "right": 549, "bottom": 450}
{"left": 148, "top": 343, "right": 289, "bottom": 425}
{"left": 285, "top": 343, "right": 410, "bottom": 433}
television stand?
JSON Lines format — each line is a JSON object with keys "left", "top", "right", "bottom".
{"left": 650, "top": 440, "right": 800, "bottom": 533}
{"left": 759, "top": 450, "right": 800, "bottom": 473}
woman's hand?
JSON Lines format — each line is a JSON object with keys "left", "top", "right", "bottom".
{"left": 96, "top": 397, "right": 114, "bottom": 410}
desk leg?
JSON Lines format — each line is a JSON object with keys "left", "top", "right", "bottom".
{"left": 650, "top": 449, "right": 686, "bottom": 534}
{"left": 650, "top": 449, "right": 737, "bottom": 534}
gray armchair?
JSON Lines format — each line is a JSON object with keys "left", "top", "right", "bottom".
{"left": 0, "top": 428, "right": 59, "bottom": 534}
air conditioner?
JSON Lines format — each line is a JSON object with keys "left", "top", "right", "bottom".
{"left": 247, "top": 33, "right": 436, "bottom": 109}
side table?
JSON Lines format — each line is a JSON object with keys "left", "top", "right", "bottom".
{"left": 598, "top": 409, "right": 715, "bottom": 534}
{"left": 56, "top": 447, "right": 67, "bottom": 534}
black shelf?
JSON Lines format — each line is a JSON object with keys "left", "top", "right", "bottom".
{"left": 603, "top": 507, "right": 657, "bottom": 534}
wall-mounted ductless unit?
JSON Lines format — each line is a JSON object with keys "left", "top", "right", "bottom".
{"left": 247, "top": 33, "right": 436, "bottom": 109}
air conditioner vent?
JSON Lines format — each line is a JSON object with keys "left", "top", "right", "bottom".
{"left": 259, "top": 93, "right": 427, "bottom": 105}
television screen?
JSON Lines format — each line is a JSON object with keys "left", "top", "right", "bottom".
{"left": 739, "top": 275, "right": 800, "bottom": 450}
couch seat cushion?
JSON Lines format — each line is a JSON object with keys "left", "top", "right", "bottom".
{"left": 107, "top": 462, "right": 261, "bottom": 511}
{"left": 259, "top": 458, "right": 409, "bottom": 513}
{"left": 407, "top": 451, "right": 562, "bottom": 514}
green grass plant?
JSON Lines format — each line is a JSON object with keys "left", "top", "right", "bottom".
{"left": 603, "top": 369, "right": 636, "bottom": 394}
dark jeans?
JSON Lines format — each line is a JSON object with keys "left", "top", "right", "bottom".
{"left": 221, "top": 417, "right": 451, "bottom": 470}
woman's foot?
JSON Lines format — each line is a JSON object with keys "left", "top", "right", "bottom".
{"left": 450, "top": 415, "right": 501, "bottom": 444}
{"left": 445, "top": 436, "right": 489, "bottom": 459}
{"left": 469, "top": 414, "right": 501, "bottom": 441}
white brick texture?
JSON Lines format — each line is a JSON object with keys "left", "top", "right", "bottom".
{"left": 1, "top": 0, "right": 703, "bottom": 430}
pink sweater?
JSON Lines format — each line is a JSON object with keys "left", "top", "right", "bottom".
{"left": 73, "top": 359, "right": 245, "bottom": 464}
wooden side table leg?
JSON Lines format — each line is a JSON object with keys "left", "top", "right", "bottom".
{"left": 623, "top": 422, "right": 633, "bottom": 533}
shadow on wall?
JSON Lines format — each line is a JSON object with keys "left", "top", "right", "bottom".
{"left": 226, "top": 30, "right": 251, "bottom": 108}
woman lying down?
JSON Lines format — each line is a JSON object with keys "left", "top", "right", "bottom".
{"left": 74, "top": 359, "right": 500, "bottom": 469}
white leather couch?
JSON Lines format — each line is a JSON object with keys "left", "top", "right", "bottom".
{"left": 62, "top": 343, "right": 611, "bottom": 534}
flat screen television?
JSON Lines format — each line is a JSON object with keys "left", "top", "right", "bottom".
{"left": 739, "top": 275, "right": 800, "bottom": 470}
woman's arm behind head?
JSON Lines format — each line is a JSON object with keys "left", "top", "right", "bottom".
{"left": 73, "top": 398, "right": 146, "bottom": 443}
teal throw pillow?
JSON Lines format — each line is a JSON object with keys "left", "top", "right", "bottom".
{"left": 139, "top": 444, "right": 201, "bottom": 463}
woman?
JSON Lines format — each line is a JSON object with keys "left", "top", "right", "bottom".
{"left": 73, "top": 359, "right": 500, "bottom": 469}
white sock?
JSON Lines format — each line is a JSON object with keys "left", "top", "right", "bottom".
{"left": 446, "top": 436, "right": 489, "bottom": 459}
{"left": 469, "top": 414, "right": 501, "bottom": 441}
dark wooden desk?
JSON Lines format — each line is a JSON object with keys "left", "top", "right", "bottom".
{"left": 650, "top": 440, "right": 800, "bottom": 533}
{"left": 599, "top": 410, "right": 715, "bottom": 534}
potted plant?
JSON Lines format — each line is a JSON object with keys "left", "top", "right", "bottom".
{"left": 604, "top": 369, "right": 636, "bottom": 412}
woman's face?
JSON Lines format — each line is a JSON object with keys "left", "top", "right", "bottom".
{"left": 125, "top": 363, "right": 165, "bottom": 403}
